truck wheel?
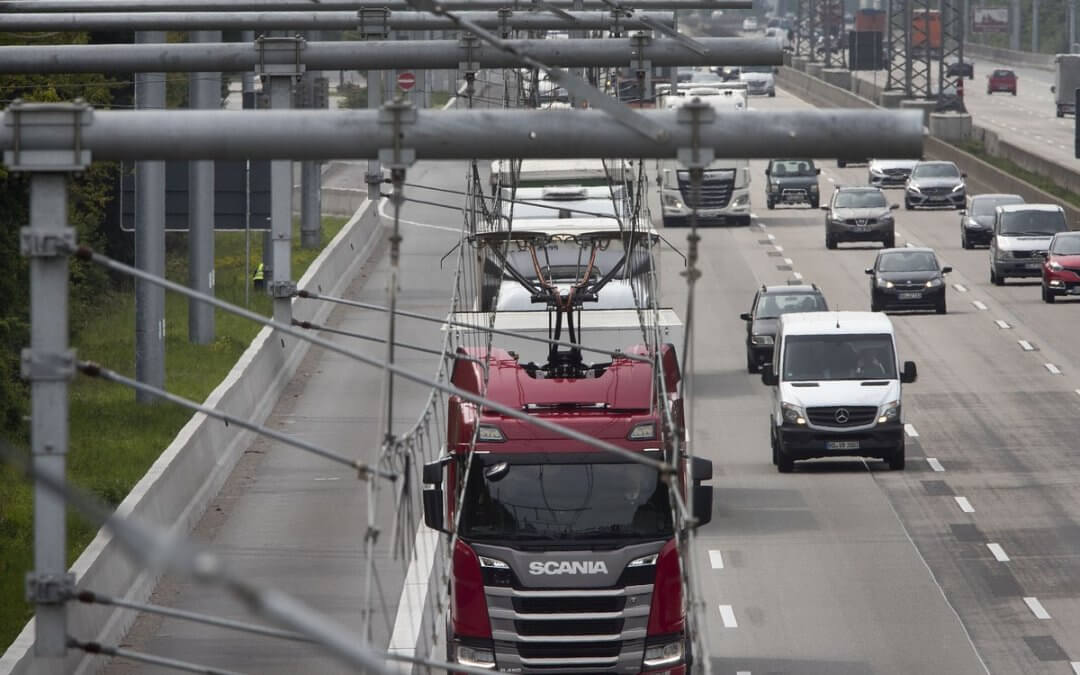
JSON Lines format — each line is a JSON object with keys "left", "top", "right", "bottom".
{"left": 904, "top": 198, "right": 913, "bottom": 210}
{"left": 735, "top": 215, "right": 752, "bottom": 227}
{"left": 662, "top": 215, "right": 686, "bottom": 228}
{"left": 770, "top": 427, "right": 779, "bottom": 466}
{"left": 888, "top": 442, "right": 905, "bottom": 470}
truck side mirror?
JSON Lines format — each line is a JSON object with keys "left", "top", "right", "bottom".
{"left": 761, "top": 363, "right": 778, "bottom": 386}
{"left": 422, "top": 488, "right": 448, "bottom": 533}
{"left": 901, "top": 360, "right": 918, "bottom": 383}
{"left": 423, "top": 458, "right": 447, "bottom": 486}
{"left": 692, "top": 484, "right": 714, "bottom": 527}
{"left": 691, "top": 456, "right": 713, "bottom": 482}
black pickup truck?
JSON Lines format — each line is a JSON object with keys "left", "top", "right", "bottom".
{"left": 765, "top": 159, "right": 820, "bottom": 209}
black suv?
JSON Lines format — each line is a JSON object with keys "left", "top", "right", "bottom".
{"left": 765, "top": 159, "right": 820, "bottom": 209}
{"left": 822, "top": 187, "right": 899, "bottom": 249}
{"left": 740, "top": 284, "right": 829, "bottom": 372}
{"left": 866, "top": 247, "right": 951, "bottom": 314}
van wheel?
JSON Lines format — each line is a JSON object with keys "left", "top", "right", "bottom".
{"left": 777, "top": 450, "right": 794, "bottom": 473}
{"left": 770, "top": 427, "right": 779, "bottom": 466}
{"left": 888, "top": 442, "right": 905, "bottom": 471}
{"left": 991, "top": 267, "right": 1005, "bottom": 286}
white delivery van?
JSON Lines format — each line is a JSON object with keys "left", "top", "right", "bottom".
{"left": 761, "top": 311, "right": 917, "bottom": 472}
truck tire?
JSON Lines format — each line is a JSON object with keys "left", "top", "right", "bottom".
{"left": 770, "top": 427, "right": 779, "bottom": 466}
{"left": 662, "top": 215, "right": 687, "bottom": 228}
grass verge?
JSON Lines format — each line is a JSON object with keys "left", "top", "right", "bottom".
{"left": 957, "top": 139, "right": 1080, "bottom": 210}
{"left": 0, "top": 215, "right": 348, "bottom": 650}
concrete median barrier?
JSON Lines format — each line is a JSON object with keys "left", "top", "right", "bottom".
{"left": 0, "top": 198, "right": 385, "bottom": 675}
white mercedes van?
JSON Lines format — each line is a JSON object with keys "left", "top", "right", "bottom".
{"left": 761, "top": 311, "right": 917, "bottom": 473}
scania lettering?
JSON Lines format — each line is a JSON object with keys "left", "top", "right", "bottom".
{"left": 422, "top": 344, "right": 713, "bottom": 673}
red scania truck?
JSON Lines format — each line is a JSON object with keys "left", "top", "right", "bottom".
{"left": 422, "top": 343, "right": 713, "bottom": 674}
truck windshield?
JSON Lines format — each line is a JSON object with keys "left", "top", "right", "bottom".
{"left": 783, "top": 333, "right": 897, "bottom": 381}
{"left": 459, "top": 459, "right": 674, "bottom": 543}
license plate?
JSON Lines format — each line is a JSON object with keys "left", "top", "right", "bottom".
{"left": 699, "top": 209, "right": 724, "bottom": 217}
{"left": 1026, "top": 262, "right": 1041, "bottom": 269}
{"left": 898, "top": 292, "right": 922, "bottom": 300}
{"left": 826, "top": 440, "right": 860, "bottom": 451}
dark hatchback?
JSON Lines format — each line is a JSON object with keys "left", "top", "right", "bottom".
{"left": 960, "top": 193, "right": 1024, "bottom": 249}
{"left": 867, "top": 248, "right": 952, "bottom": 314}
{"left": 740, "top": 284, "right": 829, "bottom": 372}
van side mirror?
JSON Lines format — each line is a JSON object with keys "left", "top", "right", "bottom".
{"left": 740, "top": 312, "right": 752, "bottom": 321}
{"left": 422, "top": 488, "right": 447, "bottom": 532}
{"left": 761, "top": 363, "right": 778, "bottom": 386}
{"left": 942, "top": 266, "right": 953, "bottom": 273}
{"left": 692, "top": 484, "right": 714, "bottom": 527}
{"left": 901, "top": 360, "right": 918, "bottom": 383}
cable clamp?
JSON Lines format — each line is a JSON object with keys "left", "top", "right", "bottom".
{"left": 3, "top": 99, "right": 92, "bottom": 172}
{"left": 20, "top": 348, "right": 75, "bottom": 382}
{"left": 269, "top": 280, "right": 297, "bottom": 299}
{"left": 20, "top": 227, "right": 76, "bottom": 258}
{"left": 25, "top": 572, "right": 75, "bottom": 605}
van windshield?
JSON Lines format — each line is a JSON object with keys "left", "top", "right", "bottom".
{"left": 783, "top": 333, "right": 897, "bottom": 381}
{"left": 458, "top": 458, "right": 673, "bottom": 543}
{"left": 999, "top": 210, "right": 1068, "bottom": 236}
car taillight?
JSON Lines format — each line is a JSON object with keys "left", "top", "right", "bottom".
{"left": 647, "top": 539, "right": 684, "bottom": 635}
{"left": 452, "top": 540, "right": 493, "bottom": 638}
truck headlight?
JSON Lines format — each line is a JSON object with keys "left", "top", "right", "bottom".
{"left": 643, "top": 639, "right": 684, "bottom": 667}
{"left": 628, "top": 553, "right": 658, "bottom": 567}
{"left": 732, "top": 194, "right": 749, "bottom": 207}
{"left": 455, "top": 644, "right": 496, "bottom": 669}
{"left": 628, "top": 421, "right": 657, "bottom": 440}
{"left": 782, "top": 403, "right": 806, "bottom": 425}
{"left": 878, "top": 401, "right": 900, "bottom": 424}
{"left": 662, "top": 194, "right": 684, "bottom": 210}
{"left": 750, "top": 335, "right": 774, "bottom": 345}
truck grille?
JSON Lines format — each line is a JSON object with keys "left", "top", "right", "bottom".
{"left": 678, "top": 176, "right": 733, "bottom": 209}
{"left": 807, "top": 406, "right": 878, "bottom": 427}
{"left": 487, "top": 584, "right": 654, "bottom": 672}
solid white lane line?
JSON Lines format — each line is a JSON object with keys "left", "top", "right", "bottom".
{"left": 953, "top": 283, "right": 968, "bottom": 292}
{"left": 904, "top": 423, "right": 919, "bottom": 438}
{"left": 972, "top": 300, "right": 989, "bottom": 311}
{"left": 955, "top": 496, "right": 975, "bottom": 513}
{"left": 1045, "top": 363, "right": 1062, "bottom": 375}
{"left": 1018, "top": 340, "right": 1035, "bottom": 351}
{"left": 388, "top": 527, "right": 440, "bottom": 656}
{"left": 792, "top": 271, "right": 803, "bottom": 280}
{"left": 1024, "top": 597, "right": 1052, "bottom": 620}
{"left": 987, "top": 543, "right": 1010, "bottom": 562}
{"left": 927, "top": 458, "right": 945, "bottom": 472}
{"left": 709, "top": 550, "right": 725, "bottom": 569}
{"left": 994, "top": 319, "right": 1011, "bottom": 329}
{"left": 718, "top": 605, "right": 738, "bottom": 628}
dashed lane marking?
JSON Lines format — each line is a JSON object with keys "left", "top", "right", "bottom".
{"left": 792, "top": 271, "right": 803, "bottom": 280}
{"left": 995, "top": 320, "right": 1011, "bottom": 329}
{"left": 955, "top": 496, "right": 975, "bottom": 513}
{"left": 972, "top": 300, "right": 988, "bottom": 311}
{"left": 1024, "top": 597, "right": 1052, "bottom": 620}
{"left": 774, "top": 245, "right": 784, "bottom": 252}
{"left": 709, "top": 550, "right": 724, "bottom": 569}
{"left": 1070, "top": 662, "right": 1080, "bottom": 675}
{"left": 1018, "top": 340, "right": 1035, "bottom": 351}
{"left": 1045, "top": 363, "right": 1062, "bottom": 375}
{"left": 719, "top": 605, "right": 738, "bottom": 628}
{"left": 927, "top": 458, "right": 945, "bottom": 472}
{"left": 767, "top": 233, "right": 776, "bottom": 240}
{"left": 987, "top": 543, "right": 1010, "bottom": 562}
{"left": 953, "top": 283, "right": 968, "bottom": 292}
{"left": 904, "top": 423, "right": 919, "bottom": 438}
{"left": 784, "top": 257, "right": 793, "bottom": 265}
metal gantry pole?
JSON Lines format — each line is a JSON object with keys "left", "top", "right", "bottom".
{"left": 134, "top": 30, "right": 166, "bottom": 403}
{"left": 258, "top": 36, "right": 303, "bottom": 332}
{"left": 0, "top": 0, "right": 752, "bottom": 11}
{"left": 299, "top": 30, "right": 322, "bottom": 250}
{"left": 188, "top": 30, "right": 221, "bottom": 344}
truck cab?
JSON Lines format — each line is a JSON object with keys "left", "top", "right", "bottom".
{"left": 656, "top": 89, "right": 751, "bottom": 227}
{"left": 423, "top": 345, "right": 712, "bottom": 673}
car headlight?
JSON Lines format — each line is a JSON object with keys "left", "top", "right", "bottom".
{"left": 997, "top": 249, "right": 1014, "bottom": 259}
{"left": 925, "top": 278, "right": 943, "bottom": 287}
{"left": 1050, "top": 261, "right": 1063, "bottom": 271}
{"left": 769, "top": 181, "right": 779, "bottom": 190}
{"left": 870, "top": 167, "right": 885, "bottom": 177}
{"left": 643, "top": 639, "right": 684, "bottom": 668}
{"left": 907, "top": 184, "right": 922, "bottom": 193}
{"left": 878, "top": 401, "right": 900, "bottom": 424}
{"left": 877, "top": 278, "right": 894, "bottom": 288}
{"left": 782, "top": 403, "right": 806, "bottom": 425}
{"left": 455, "top": 644, "right": 496, "bottom": 669}
{"left": 751, "top": 335, "right": 774, "bottom": 345}
{"left": 662, "top": 194, "right": 683, "bottom": 210}
{"left": 966, "top": 219, "right": 982, "bottom": 228}
{"left": 951, "top": 183, "right": 965, "bottom": 192}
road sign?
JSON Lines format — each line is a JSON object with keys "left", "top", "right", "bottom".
{"left": 397, "top": 72, "right": 416, "bottom": 91}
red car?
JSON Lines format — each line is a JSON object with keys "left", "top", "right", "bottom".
{"left": 987, "top": 68, "right": 1017, "bottom": 95}
{"left": 1042, "top": 231, "right": 1080, "bottom": 302}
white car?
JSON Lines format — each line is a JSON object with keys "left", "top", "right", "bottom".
{"left": 738, "top": 65, "right": 776, "bottom": 97}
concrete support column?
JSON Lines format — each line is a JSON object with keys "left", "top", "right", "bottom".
{"left": 267, "top": 75, "right": 294, "bottom": 329}
{"left": 188, "top": 30, "right": 220, "bottom": 344}
{"left": 135, "top": 30, "right": 166, "bottom": 403}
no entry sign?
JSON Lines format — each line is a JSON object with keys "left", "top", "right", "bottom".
{"left": 397, "top": 72, "right": 416, "bottom": 91}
